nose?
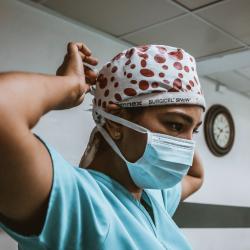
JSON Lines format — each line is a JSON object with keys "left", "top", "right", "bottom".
{"left": 183, "top": 131, "right": 193, "bottom": 141}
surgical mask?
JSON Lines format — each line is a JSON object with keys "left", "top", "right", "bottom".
{"left": 93, "top": 108, "right": 195, "bottom": 189}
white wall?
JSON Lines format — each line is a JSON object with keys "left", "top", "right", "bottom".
{"left": 0, "top": 0, "right": 249, "bottom": 249}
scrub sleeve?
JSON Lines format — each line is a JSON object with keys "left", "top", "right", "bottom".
{"left": 0, "top": 134, "right": 110, "bottom": 250}
{"left": 0, "top": 134, "right": 187, "bottom": 250}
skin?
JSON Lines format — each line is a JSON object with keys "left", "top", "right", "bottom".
{"left": 80, "top": 104, "right": 204, "bottom": 201}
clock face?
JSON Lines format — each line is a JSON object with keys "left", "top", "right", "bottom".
{"left": 204, "top": 105, "right": 235, "bottom": 156}
{"left": 212, "top": 113, "right": 230, "bottom": 148}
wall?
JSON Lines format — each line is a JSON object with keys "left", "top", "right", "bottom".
{"left": 0, "top": 0, "right": 249, "bottom": 249}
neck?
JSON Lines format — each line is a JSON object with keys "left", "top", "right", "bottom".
{"left": 80, "top": 147, "right": 143, "bottom": 200}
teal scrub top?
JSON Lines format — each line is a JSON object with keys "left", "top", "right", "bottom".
{"left": 0, "top": 134, "right": 192, "bottom": 250}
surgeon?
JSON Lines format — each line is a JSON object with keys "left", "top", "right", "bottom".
{"left": 0, "top": 42, "right": 205, "bottom": 250}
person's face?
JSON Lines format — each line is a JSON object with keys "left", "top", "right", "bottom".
{"left": 115, "top": 105, "right": 203, "bottom": 163}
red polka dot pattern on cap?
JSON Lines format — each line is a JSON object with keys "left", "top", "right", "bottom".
{"left": 189, "top": 80, "right": 194, "bottom": 87}
{"left": 124, "top": 88, "right": 137, "bottom": 96}
{"left": 139, "top": 80, "right": 149, "bottom": 90}
{"left": 152, "top": 82, "right": 159, "bottom": 88}
{"left": 127, "top": 73, "right": 132, "bottom": 78}
{"left": 168, "top": 49, "right": 183, "bottom": 60}
{"left": 111, "top": 52, "right": 124, "bottom": 62}
{"left": 125, "top": 48, "right": 135, "bottom": 58}
{"left": 184, "top": 66, "right": 190, "bottom": 72}
{"left": 173, "top": 78, "right": 182, "bottom": 89}
{"left": 94, "top": 44, "right": 205, "bottom": 113}
{"left": 98, "top": 75, "right": 107, "bottom": 89}
{"left": 102, "top": 101, "right": 106, "bottom": 108}
{"left": 114, "top": 93, "right": 122, "bottom": 101}
{"left": 104, "top": 89, "right": 109, "bottom": 97}
{"left": 98, "top": 99, "right": 101, "bottom": 106}
{"left": 138, "top": 45, "right": 149, "bottom": 52}
{"left": 141, "top": 60, "right": 147, "bottom": 67}
{"left": 138, "top": 53, "right": 148, "bottom": 60}
{"left": 159, "top": 72, "right": 165, "bottom": 78}
{"left": 157, "top": 46, "right": 167, "bottom": 53}
{"left": 173, "top": 62, "right": 182, "bottom": 70}
{"left": 140, "top": 69, "right": 154, "bottom": 77}
{"left": 125, "top": 60, "right": 131, "bottom": 66}
{"left": 111, "top": 66, "right": 118, "bottom": 73}
{"left": 154, "top": 54, "right": 166, "bottom": 63}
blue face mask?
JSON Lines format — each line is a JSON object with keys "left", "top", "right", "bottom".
{"left": 93, "top": 108, "right": 195, "bottom": 189}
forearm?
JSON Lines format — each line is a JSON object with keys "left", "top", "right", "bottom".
{"left": 0, "top": 72, "right": 79, "bottom": 129}
{"left": 181, "top": 151, "right": 204, "bottom": 200}
{"left": 187, "top": 151, "right": 204, "bottom": 181}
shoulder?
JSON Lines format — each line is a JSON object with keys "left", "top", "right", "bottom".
{"left": 0, "top": 134, "right": 110, "bottom": 249}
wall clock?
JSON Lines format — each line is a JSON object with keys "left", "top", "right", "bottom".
{"left": 204, "top": 104, "right": 235, "bottom": 156}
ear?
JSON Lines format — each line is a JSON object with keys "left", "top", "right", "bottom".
{"left": 104, "top": 104, "right": 125, "bottom": 141}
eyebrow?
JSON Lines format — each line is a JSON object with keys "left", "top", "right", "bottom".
{"left": 164, "top": 111, "right": 203, "bottom": 127}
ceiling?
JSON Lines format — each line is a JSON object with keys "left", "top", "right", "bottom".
{"left": 22, "top": 0, "right": 250, "bottom": 98}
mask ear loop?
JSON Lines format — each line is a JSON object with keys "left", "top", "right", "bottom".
{"left": 95, "top": 124, "right": 128, "bottom": 163}
{"left": 93, "top": 107, "right": 149, "bottom": 163}
{"left": 95, "top": 108, "right": 149, "bottom": 134}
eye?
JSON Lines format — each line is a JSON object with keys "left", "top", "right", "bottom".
{"left": 166, "top": 122, "right": 183, "bottom": 132}
{"left": 193, "top": 128, "right": 200, "bottom": 134}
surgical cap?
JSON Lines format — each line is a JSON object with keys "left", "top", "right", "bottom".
{"left": 92, "top": 44, "right": 206, "bottom": 112}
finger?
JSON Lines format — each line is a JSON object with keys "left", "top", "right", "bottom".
{"left": 79, "top": 52, "right": 98, "bottom": 66}
{"left": 84, "top": 56, "right": 99, "bottom": 66}
{"left": 75, "top": 42, "right": 92, "bottom": 56}
{"left": 67, "top": 42, "right": 92, "bottom": 57}
{"left": 83, "top": 83, "right": 91, "bottom": 94}
{"left": 86, "top": 76, "right": 97, "bottom": 85}
{"left": 106, "top": 103, "right": 121, "bottom": 112}
{"left": 67, "top": 42, "right": 78, "bottom": 55}
{"left": 84, "top": 65, "right": 98, "bottom": 83}
{"left": 75, "top": 93, "right": 86, "bottom": 106}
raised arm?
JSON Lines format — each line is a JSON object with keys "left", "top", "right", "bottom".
{"left": 0, "top": 42, "right": 98, "bottom": 235}
{"left": 181, "top": 150, "right": 204, "bottom": 201}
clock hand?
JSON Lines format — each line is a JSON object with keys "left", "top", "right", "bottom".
{"left": 216, "top": 131, "right": 222, "bottom": 140}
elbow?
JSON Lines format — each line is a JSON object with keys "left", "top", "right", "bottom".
{"left": 195, "top": 175, "right": 204, "bottom": 192}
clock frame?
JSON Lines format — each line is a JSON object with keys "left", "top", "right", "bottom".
{"left": 204, "top": 104, "right": 235, "bottom": 157}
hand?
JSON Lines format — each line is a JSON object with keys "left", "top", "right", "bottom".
{"left": 56, "top": 42, "right": 98, "bottom": 109}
